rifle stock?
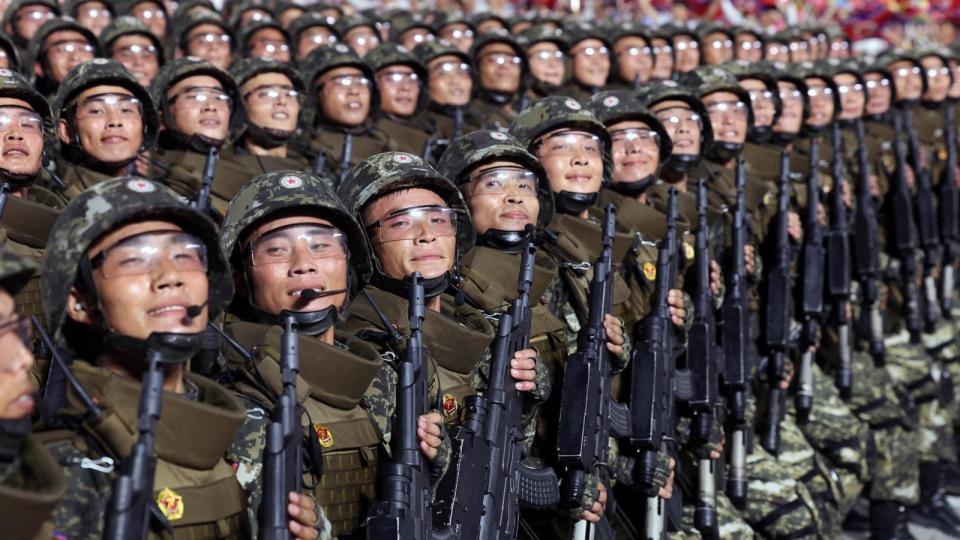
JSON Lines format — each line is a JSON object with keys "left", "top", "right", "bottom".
{"left": 892, "top": 110, "right": 923, "bottom": 342}
{"left": 826, "top": 122, "right": 853, "bottom": 400}
{"left": 852, "top": 118, "right": 885, "bottom": 365}
{"left": 796, "top": 137, "right": 823, "bottom": 419}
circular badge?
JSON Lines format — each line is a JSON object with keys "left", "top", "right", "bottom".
{"left": 603, "top": 96, "right": 620, "bottom": 108}
{"left": 684, "top": 242, "right": 695, "bottom": 261}
{"left": 279, "top": 175, "right": 303, "bottom": 189}
{"left": 126, "top": 179, "right": 156, "bottom": 193}
{"left": 335, "top": 44, "right": 350, "bottom": 53}
{"left": 565, "top": 99, "right": 582, "bottom": 111}
{"left": 642, "top": 261, "right": 657, "bottom": 281}
{"left": 393, "top": 153, "right": 413, "bottom": 163}
{"left": 93, "top": 58, "right": 110, "bottom": 65}
{"left": 490, "top": 131, "right": 508, "bottom": 141}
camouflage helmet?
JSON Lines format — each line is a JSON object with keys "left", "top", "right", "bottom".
{"left": 469, "top": 13, "right": 509, "bottom": 35}
{"left": 794, "top": 60, "right": 841, "bottom": 120}
{"left": 170, "top": 10, "right": 234, "bottom": 55}
{"left": 63, "top": 0, "right": 115, "bottom": 19}
{"left": 611, "top": 21, "right": 650, "bottom": 44}
{"left": 337, "top": 151, "right": 475, "bottom": 259}
{"left": 0, "top": 244, "right": 35, "bottom": 296}
{"left": 226, "top": 0, "right": 273, "bottom": 28}
{"left": 100, "top": 15, "right": 166, "bottom": 66}
{"left": 413, "top": 39, "right": 470, "bottom": 67}
{"left": 150, "top": 56, "right": 239, "bottom": 124}
{"left": 697, "top": 22, "right": 734, "bottom": 42}
{"left": 388, "top": 13, "right": 433, "bottom": 44}
{"left": 171, "top": 0, "right": 215, "bottom": 19}
{"left": 0, "top": 67, "right": 52, "bottom": 134}
{"left": 335, "top": 14, "right": 378, "bottom": 42}
{"left": 302, "top": 43, "right": 378, "bottom": 124}
{"left": 586, "top": 90, "right": 672, "bottom": 163}
{"left": 678, "top": 64, "right": 755, "bottom": 127}
{"left": 52, "top": 59, "right": 160, "bottom": 154}
{"left": 236, "top": 19, "right": 290, "bottom": 57}
{"left": 41, "top": 177, "right": 233, "bottom": 351}
{"left": 469, "top": 32, "right": 524, "bottom": 66}
{"left": 288, "top": 11, "right": 340, "bottom": 58}
{"left": 23, "top": 17, "right": 100, "bottom": 85}
{"left": 364, "top": 42, "right": 429, "bottom": 115}
{"left": 564, "top": 21, "right": 611, "bottom": 50}
{"left": 436, "top": 129, "right": 554, "bottom": 230}
{"left": 636, "top": 79, "right": 714, "bottom": 149}
{"left": 516, "top": 24, "right": 567, "bottom": 51}
{"left": 2, "top": 0, "right": 60, "bottom": 46}
{"left": 219, "top": 170, "right": 372, "bottom": 300}
{"left": 0, "top": 32, "right": 21, "bottom": 72}
{"left": 660, "top": 22, "right": 698, "bottom": 41}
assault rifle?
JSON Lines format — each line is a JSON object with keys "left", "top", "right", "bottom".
{"left": 761, "top": 151, "right": 792, "bottom": 455}
{"left": 852, "top": 118, "right": 885, "bottom": 365}
{"left": 433, "top": 235, "right": 560, "bottom": 538}
{"left": 903, "top": 107, "right": 942, "bottom": 330}
{"left": 686, "top": 179, "right": 719, "bottom": 535}
{"left": 366, "top": 274, "right": 454, "bottom": 539}
{"left": 826, "top": 122, "right": 853, "bottom": 400}
{"left": 338, "top": 133, "right": 353, "bottom": 188}
{"left": 720, "top": 157, "right": 749, "bottom": 508}
{"left": 630, "top": 188, "right": 680, "bottom": 539}
{"left": 104, "top": 332, "right": 204, "bottom": 540}
{"left": 556, "top": 204, "right": 622, "bottom": 539}
{"left": 891, "top": 110, "right": 923, "bottom": 342}
{"left": 796, "top": 137, "right": 824, "bottom": 420}
{"left": 191, "top": 146, "right": 217, "bottom": 214}
{"left": 423, "top": 107, "right": 465, "bottom": 164}
{"left": 940, "top": 101, "right": 959, "bottom": 317}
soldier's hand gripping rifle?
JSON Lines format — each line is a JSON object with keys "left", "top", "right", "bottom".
{"left": 630, "top": 188, "right": 680, "bottom": 540}
{"left": 432, "top": 234, "right": 560, "bottom": 539}
{"left": 104, "top": 332, "right": 204, "bottom": 540}
{"left": 366, "top": 274, "right": 454, "bottom": 540}
{"left": 892, "top": 110, "right": 923, "bottom": 342}
{"left": 191, "top": 146, "right": 218, "bottom": 214}
{"left": 827, "top": 122, "right": 853, "bottom": 400}
{"left": 686, "top": 179, "right": 720, "bottom": 535}
{"left": 939, "top": 101, "right": 959, "bottom": 317}
{"left": 853, "top": 118, "right": 885, "bottom": 365}
{"left": 556, "top": 204, "right": 620, "bottom": 539}
{"left": 796, "top": 137, "right": 824, "bottom": 420}
{"left": 903, "top": 107, "right": 942, "bottom": 330}
{"left": 720, "top": 157, "right": 750, "bottom": 508}
{"left": 761, "top": 151, "right": 792, "bottom": 456}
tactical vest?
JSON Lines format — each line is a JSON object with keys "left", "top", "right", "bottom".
{"left": 53, "top": 162, "right": 114, "bottom": 205}
{"left": 343, "top": 287, "right": 494, "bottom": 424}
{"left": 217, "top": 151, "right": 310, "bottom": 179}
{"left": 0, "top": 435, "right": 66, "bottom": 540}
{"left": 58, "top": 362, "right": 250, "bottom": 539}
{"left": 307, "top": 123, "right": 394, "bottom": 178}
{"left": 375, "top": 115, "right": 434, "bottom": 157}
{"left": 225, "top": 321, "right": 384, "bottom": 536}
{"left": 150, "top": 147, "right": 254, "bottom": 215}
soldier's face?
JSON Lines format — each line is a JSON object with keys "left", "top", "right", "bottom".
{"left": 439, "top": 23, "right": 474, "bottom": 54}
{"left": 829, "top": 39, "right": 850, "bottom": 59}
{"left": 476, "top": 19, "right": 506, "bottom": 35}
{"left": 889, "top": 60, "right": 923, "bottom": 101}
{"left": 864, "top": 73, "right": 891, "bottom": 115}
{"left": 527, "top": 42, "right": 565, "bottom": 87}
{"left": 652, "top": 100, "right": 702, "bottom": 157}
{"left": 317, "top": 66, "right": 371, "bottom": 126}
{"left": 72, "top": 220, "right": 210, "bottom": 339}
{"left": 650, "top": 39, "right": 672, "bottom": 80}
{"left": 0, "top": 97, "right": 44, "bottom": 177}
{"left": 75, "top": 1, "right": 112, "bottom": 37}
{"left": 184, "top": 23, "right": 231, "bottom": 70}
{"left": 297, "top": 26, "right": 336, "bottom": 60}
{"left": 344, "top": 26, "right": 379, "bottom": 57}
{"left": 734, "top": 33, "right": 762, "bottom": 63}
{"left": 166, "top": 75, "right": 232, "bottom": 141}
{"left": 477, "top": 43, "right": 521, "bottom": 94}
{"left": 377, "top": 64, "right": 420, "bottom": 117}
{"left": 739, "top": 79, "right": 775, "bottom": 128}
{"left": 774, "top": 81, "right": 803, "bottom": 134}
{"left": 703, "top": 90, "right": 747, "bottom": 145}
{"left": 278, "top": 7, "right": 303, "bottom": 29}
{"left": 41, "top": 30, "right": 96, "bottom": 83}
{"left": 804, "top": 78, "right": 833, "bottom": 128}
{"left": 614, "top": 36, "right": 652, "bottom": 84}
{"left": 11, "top": 5, "right": 53, "bottom": 41}
{"left": 241, "top": 72, "right": 299, "bottom": 133}
{"left": 111, "top": 34, "right": 160, "bottom": 88}
{"left": 702, "top": 32, "right": 733, "bottom": 65}
{"left": 571, "top": 39, "right": 609, "bottom": 88}
{"left": 764, "top": 42, "right": 789, "bottom": 63}
{"left": 534, "top": 129, "right": 604, "bottom": 196}
{"left": 362, "top": 188, "right": 457, "bottom": 280}
{"left": 922, "top": 56, "right": 950, "bottom": 103}
{"left": 464, "top": 160, "right": 540, "bottom": 234}
{"left": 788, "top": 40, "right": 810, "bottom": 62}
{"left": 834, "top": 73, "right": 864, "bottom": 120}
{"left": 244, "top": 215, "right": 349, "bottom": 315}
{"left": 131, "top": 1, "right": 166, "bottom": 38}
{"left": 62, "top": 85, "right": 143, "bottom": 164}
{"left": 609, "top": 120, "right": 660, "bottom": 184}
{"left": 428, "top": 55, "right": 472, "bottom": 106}
{"left": 247, "top": 27, "right": 291, "bottom": 64}
{"left": 400, "top": 28, "right": 434, "bottom": 51}
{"left": 0, "top": 288, "right": 36, "bottom": 421}
{"left": 672, "top": 36, "right": 698, "bottom": 73}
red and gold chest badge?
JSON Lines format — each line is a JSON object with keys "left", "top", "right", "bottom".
{"left": 156, "top": 487, "right": 184, "bottom": 521}
{"left": 442, "top": 393, "right": 459, "bottom": 419}
{"left": 684, "top": 242, "right": 695, "bottom": 262}
{"left": 642, "top": 261, "right": 657, "bottom": 282}
{"left": 314, "top": 424, "right": 334, "bottom": 448}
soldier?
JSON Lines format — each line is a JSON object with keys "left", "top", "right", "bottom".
{"left": 288, "top": 11, "right": 340, "bottom": 63}
{"left": 23, "top": 18, "right": 99, "bottom": 98}
{"left": 238, "top": 19, "right": 292, "bottom": 64}
{"left": 665, "top": 24, "right": 699, "bottom": 76}
{"left": 38, "top": 177, "right": 321, "bottom": 539}
{"left": 123, "top": 0, "right": 167, "bottom": 40}
{"left": 698, "top": 24, "right": 735, "bottom": 66}
{"left": 218, "top": 170, "right": 447, "bottom": 537}
{"left": 301, "top": 44, "right": 393, "bottom": 181}
{"left": 518, "top": 25, "right": 568, "bottom": 100}
{"left": 365, "top": 43, "right": 434, "bottom": 158}
{"left": 337, "top": 14, "right": 380, "bottom": 57}
{"left": 732, "top": 26, "right": 764, "bottom": 63}
{"left": 170, "top": 11, "right": 234, "bottom": 70}
{"left": 63, "top": 0, "right": 113, "bottom": 37}
{"left": 649, "top": 31, "right": 674, "bottom": 81}
{"left": 763, "top": 32, "right": 791, "bottom": 64}
{"left": 608, "top": 22, "right": 654, "bottom": 90}
{"left": 0, "top": 247, "right": 65, "bottom": 540}
{"left": 276, "top": 3, "right": 305, "bottom": 30}
{"left": 826, "top": 26, "right": 852, "bottom": 59}
{"left": 101, "top": 15, "right": 164, "bottom": 88}
{"left": 562, "top": 23, "right": 611, "bottom": 102}
{"left": 436, "top": 16, "right": 475, "bottom": 54}
{"left": 389, "top": 14, "right": 435, "bottom": 51}
{"left": 468, "top": 33, "right": 527, "bottom": 131}
{"left": 226, "top": 0, "right": 273, "bottom": 28}
{"left": 1, "top": 0, "right": 57, "bottom": 51}
{"left": 414, "top": 40, "right": 482, "bottom": 148}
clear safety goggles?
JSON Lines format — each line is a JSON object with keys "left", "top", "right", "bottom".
{"left": 534, "top": 131, "right": 603, "bottom": 158}
{"left": 610, "top": 128, "right": 660, "bottom": 149}
{"left": 0, "top": 106, "right": 43, "bottom": 134}
{"left": 74, "top": 93, "right": 142, "bottom": 121}
{"left": 247, "top": 224, "right": 347, "bottom": 266}
{"left": 366, "top": 205, "right": 458, "bottom": 243}
{"left": 468, "top": 166, "right": 539, "bottom": 197}
{"left": 90, "top": 230, "right": 207, "bottom": 279}
{"left": 243, "top": 85, "right": 299, "bottom": 104}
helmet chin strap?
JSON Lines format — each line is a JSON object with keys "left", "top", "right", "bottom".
{"left": 706, "top": 141, "right": 743, "bottom": 164}
{"left": 553, "top": 191, "right": 598, "bottom": 215}
{"left": 477, "top": 227, "right": 532, "bottom": 252}
{"left": 247, "top": 288, "right": 346, "bottom": 336}
{"left": 748, "top": 125, "right": 773, "bottom": 143}
{"left": 374, "top": 271, "right": 450, "bottom": 300}
{"left": 610, "top": 175, "right": 656, "bottom": 198}
{"left": 663, "top": 153, "right": 701, "bottom": 174}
